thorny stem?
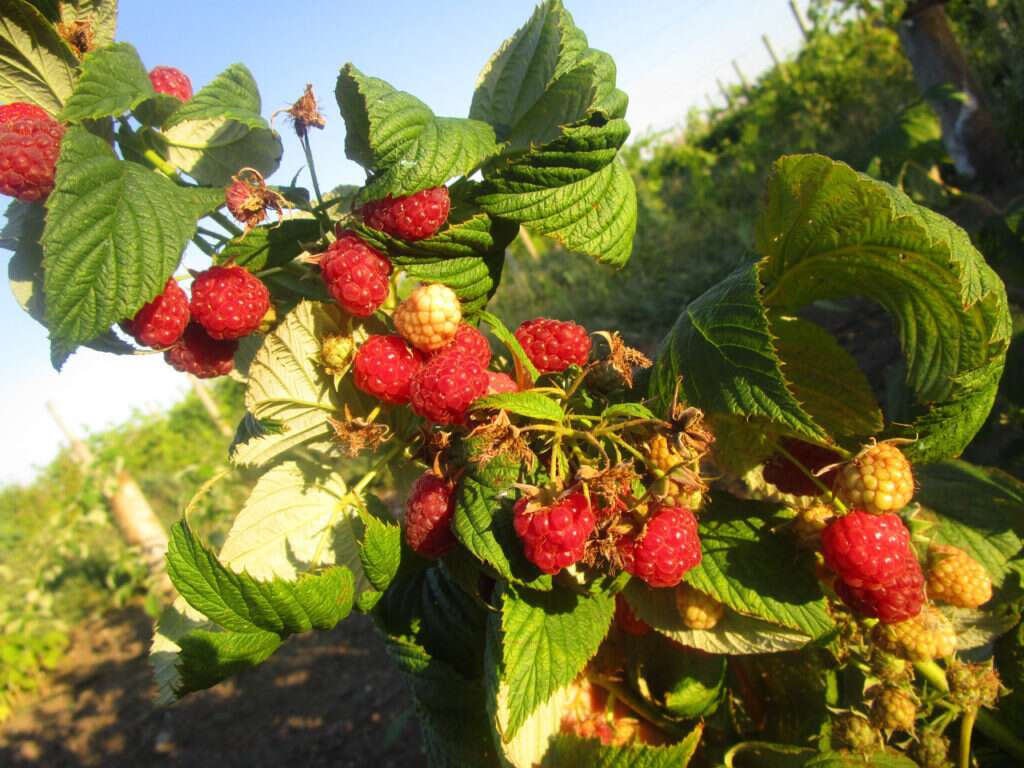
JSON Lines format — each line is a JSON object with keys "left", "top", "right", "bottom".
{"left": 773, "top": 440, "right": 848, "bottom": 513}
{"left": 589, "top": 673, "right": 692, "bottom": 739}
{"left": 300, "top": 131, "right": 325, "bottom": 209}
{"left": 959, "top": 708, "right": 976, "bottom": 768}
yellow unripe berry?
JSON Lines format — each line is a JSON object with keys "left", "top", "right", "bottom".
{"left": 394, "top": 283, "right": 461, "bottom": 352}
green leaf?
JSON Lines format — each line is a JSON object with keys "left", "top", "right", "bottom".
{"left": 629, "top": 632, "right": 725, "bottom": 718}
{"left": 601, "top": 403, "right": 658, "bottom": 421}
{"left": 359, "top": 509, "right": 401, "bottom": 593}
{"left": 59, "top": 42, "right": 152, "bottom": 122}
{"left": 335, "top": 64, "right": 498, "bottom": 204}
{"left": 4, "top": 199, "right": 46, "bottom": 322}
{"left": 477, "top": 160, "right": 637, "bottom": 268}
{"left": 804, "top": 751, "right": 918, "bottom": 767}
{"left": 159, "top": 63, "right": 282, "bottom": 185}
{"left": 479, "top": 309, "right": 541, "bottom": 380}
{"left": 40, "top": 127, "right": 220, "bottom": 365}
{"left": 943, "top": 606, "right": 1019, "bottom": 651}
{"left": 498, "top": 583, "right": 614, "bottom": 738}
{"left": 349, "top": 204, "right": 517, "bottom": 315}
{"left": 473, "top": 391, "right": 565, "bottom": 422}
{"left": 650, "top": 264, "right": 828, "bottom": 442}
{"left": 540, "top": 727, "right": 703, "bottom": 767}
{"left": 756, "top": 154, "right": 1010, "bottom": 462}
{"left": 916, "top": 460, "right": 1024, "bottom": 588}
{"left": 470, "top": 0, "right": 636, "bottom": 267}
{"left": 770, "top": 314, "right": 883, "bottom": 439}
{"left": 624, "top": 580, "right": 814, "bottom": 654}
{"left": 0, "top": 0, "right": 78, "bottom": 114}
{"left": 216, "top": 459, "right": 365, "bottom": 590}
{"left": 683, "top": 495, "right": 834, "bottom": 639}
{"left": 174, "top": 627, "right": 281, "bottom": 694}
{"left": 215, "top": 218, "right": 322, "bottom": 272}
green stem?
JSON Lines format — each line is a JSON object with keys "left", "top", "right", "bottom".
{"left": 300, "top": 132, "right": 325, "bottom": 208}
{"left": 196, "top": 225, "right": 229, "bottom": 241}
{"left": 209, "top": 209, "right": 243, "bottom": 238}
{"left": 142, "top": 147, "right": 181, "bottom": 179}
{"left": 608, "top": 433, "right": 646, "bottom": 462}
{"left": 960, "top": 708, "right": 977, "bottom": 768}
{"left": 589, "top": 673, "right": 691, "bottom": 739}
{"left": 191, "top": 235, "right": 215, "bottom": 257}
{"left": 773, "top": 440, "right": 847, "bottom": 512}
{"left": 352, "top": 439, "right": 404, "bottom": 495}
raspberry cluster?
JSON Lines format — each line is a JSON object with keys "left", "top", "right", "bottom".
{"left": 0, "top": 102, "right": 65, "bottom": 202}
{"left": 821, "top": 511, "right": 924, "bottom": 623}
{"left": 513, "top": 492, "right": 596, "bottom": 575}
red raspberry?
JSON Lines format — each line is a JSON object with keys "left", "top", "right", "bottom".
{"left": 164, "top": 323, "right": 237, "bottom": 378}
{"left": 762, "top": 438, "right": 842, "bottom": 496}
{"left": 190, "top": 265, "right": 270, "bottom": 340}
{"left": 404, "top": 473, "right": 457, "bottom": 558}
{"left": 0, "top": 102, "right": 64, "bottom": 202}
{"left": 615, "top": 595, "right": 651, "bottom": 636}
{"left": 430, "top": 324, "right": 491, "bottom": 368}
{"left": 513, "top": 492, "right": 596, "bottom": 575}
{"left": 120, "top": 279, "right": 189, "bottom": 348}
{"left": 352, "top": 335, "right": 422, "bottom": 405}
{"left": 148, "top": 66, "right": 193, "bottom": 101}
{"left": 514, "top": 318, "right": 591, "bottom": 373}
{"left": 486, "top": 371, "right": 518, "bottom": 394}
{"left": 821, "top": 511, "right": 925, "bottom": 623}
{"left": 409, "top": 351, "right": 489, "bottom": 425}
{"left": 361, "top": 186, "right": 451, "bottom": 241}
{"left": 619, "top": 507, "right": 701, "bottom": 588}
{"left": 320, "top": 232, "right": 392, "bottom": 317}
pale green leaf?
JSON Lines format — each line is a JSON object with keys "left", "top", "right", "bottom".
{"left": 0, "top": 0, "right": 78, "bottom": 113}
{"left": 540, "top": 726, "right": 703, "bottom": 767}
{"left": 215, "top": 218, "right": 322, "bottom": 272}
{"left": 473, "top": 391, "right": 565, "bottom": 422}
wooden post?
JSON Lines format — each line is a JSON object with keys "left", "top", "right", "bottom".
{"left": 46, "top": 400, "right": 172, "bottom": 595}
{"left": 789, "top": 0, "right": 810, "bottom": 40}
{"left": 732, "top": 60, "right": 751, "bottom": 94}
{"left": 762, "top": 34, "right": 789, "bottom": 82}
{"left": 189, "top": 376, "right": 233, "bottom": 438}
{"left": 716, "top": 78, "right": 732, "bottom": 107}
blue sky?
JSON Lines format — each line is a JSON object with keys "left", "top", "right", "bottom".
{"left": 0, "top": 0, "right": 807, "bottom": 483}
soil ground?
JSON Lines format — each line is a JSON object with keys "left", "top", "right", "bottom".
{"left": 0, "top": 605, "right": 423, "bottom": 767}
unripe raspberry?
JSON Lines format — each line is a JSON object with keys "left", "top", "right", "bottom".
{"left": 148, "top": 66, "right": 193, "bottom": 101}
{"left": 821, "top": 511, "right": 924, "bottom": 623}
{"left": 675, "top": 583, "right": 724, "bottom": 629}
{"left": 513, "top": 492, "right": 596, "bottom": 575}
{"left": 486, "top": 371, "right": 518, "bottom": 394}
{"left": 869, "top": 650, "right": 911, "bottom": 684}
{"left": 619, "top": 507, "right": 701, "bottom": 588}
{"left": 120, "top": 279, "right": 189, "bottom": 348}
{"left": 870, "top": 686, "right": 916, "bottom": 732}
{"left": 164, "top": 323, "right": 237, "bottom": 378}
{"left": 834, "top": 442, "right": 914, "bottom": 514}
{"left": 361, "top": 186, "right": 451, "bottom": 241}
{"left": 833, "top": 713, "right": 880, "bottom": 755}
{"left": 0, "top": 102, "right": 64, "bottom": 202}
{"left": 762, "top": 438, "right": 842, "bottom": 496}
{"left": 404, "top": 473, "right": 457, "bottom": 558}
{"left": 514, "top": 318, "right": 591, "bottom": 373}
{"left": 394, "top": 283, "right": 461, "bottom": 352}
{"left": 410, "top": 351, "right": 489, "bottom": 425}
{"left": 615, "top": 596, "right": 650, "bottom": 636}
{"left": 320, "top": 232, "right": 392, "bottom": 317}
{"left": 190, "top": 265, "right": 270, "bottom": 340}
{"left": 912, "top": 729, "right": 951, "bottom": 768}
{"left": 320, "top": 334, "right": 357, "bottom": 376}
{"left": 430, "top": 324, "right": 491, "bottom": 367}
{"left": 948, "top": 661, "right": 1001, "bottom": 710}
{"left": 791, "top": 504, "right": 835, "bottom": 549}
{"left": 871, "top": 605, "right": 956, "bottom": 661}
{"left": 926, "top": 544, "right": 992, "bottom": 608}
{"left": 352, "top": 335, "right": 422, "bottom": 405}
{"left": 646, "top": 434, "right": 704, "bottom": 509}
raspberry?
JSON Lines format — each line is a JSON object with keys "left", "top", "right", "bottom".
{"left": 834, "top": 442, "right": 914, "bottom": 514}
{"left": 190, "top": 265, "right": 270, "bottom": 340}
{"left": 361, "top": 186, "right": 451, "bottom": 241}
{"left": 926, "top": 544, "right": 992, "bottom": 608}
{"left": 870, "top": 686, "right": 916, "bottom": 732}
{"left": 120, "top": 278, "right": 189, "bottom": 348}
{"left": 486, "top": 371, "right": 518, "bottom": 394}
{"left": 430, "top": 323, "right": 491, "bottom": 368}
{"left": 394, "top": 283, "right": 461, "bottom": 352}
{"left": 320, "top": 334, "right": 357, "bottom": 376}
{"left": 513, "top": 492, "right": 596, "bottom": 575}
{"left": 646, "top": 433, "right": 705, "bottom": 509}
{"left": 410, "top": 351, "right": 489, "bottom": 425}
{"left": 320, "top": 232, "right": 392, "bottom": 317}
{"left": 614, "top": 596, "right": 650, "bottom": 636}
{"left": 871, "top": 605, "right": 957, "bottom": 661}
{"left": 148, "top": 66, "right": 193, "bottom": 101}
{"left": 404, "top": 473, "right": 457, "bottom": 558}
{"left": 352, "top": 335, "right": 422, "bottom": 405}
{"left": 912, "top": 730, "right": 951, "bottom": 768}
{"left": 821, "top": 511, "right": 925, "bottom": 623}
{"left": 675, "top": 583, "right": 724, "bottom": 629}
{"left": 762, "top": 438, "right": 842, "bottom": 496}
{"left": 0, "top": 102, "right": 64, "bottom": 202}
{"left": 948, "top": 661, "right": 1001, "bottom": 709}
{"left": 619, "top": 507, "right": 701, "bottom": 588}
{"left": 791, "top": 504, "right": 835, "bottom": 549}
{"left": 164, "top": 323, "right": 237, "bottom": 378}
{"left": 833, "top": 713, "right": 880, "bottom": 754}
{"left": 514, "top": 318, "right": 591, "bottom": 373}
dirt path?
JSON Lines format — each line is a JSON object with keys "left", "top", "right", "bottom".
{"left": 0, "top": 605, "right": 423, "bottom": 767}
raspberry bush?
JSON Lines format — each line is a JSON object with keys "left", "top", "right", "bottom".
{"left": 2, "top": 2, "right": 1023, "bottom": 766}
